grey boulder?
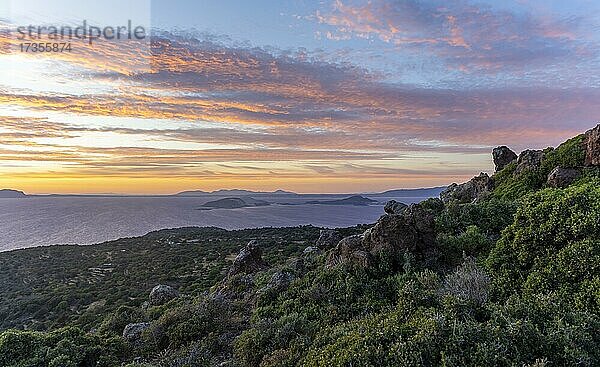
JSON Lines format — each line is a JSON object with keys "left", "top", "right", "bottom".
{"left": 384, "top": 200, "right": 408, "bottom": 215}
{"left": 492, "top": 146, "right": 517, "bottom": 172}
{"left": 267, "top": 271, "right": 295, "bottom": 291}
{"left": 149, "top": 284, "right": 179, "bottom": 306}
{"left": 515, "top": 149, "right": 546, "bottom": 175}
{"left": 326, "top": 234, "right": 372, "bottom": 268}
{"left": 228, "top": 240, "right": 268, "bottom": 277}
{"left": 315, "top": 229, "right": 342, "bottom": 249}
{"left": 584, "top": 124, "right": 600, "bottom": 166}
{"left": 546, "top": 167, "right": 581, "bottom": 188}
{"left": 122, "top": 322, "right": 150, "bottom": 343}
{"left": 440, "top": 173, "right": 493, "bottom": 204}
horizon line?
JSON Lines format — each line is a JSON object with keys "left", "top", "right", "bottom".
{"left": 1, "top": 185, "right": 449, "bottom": 197}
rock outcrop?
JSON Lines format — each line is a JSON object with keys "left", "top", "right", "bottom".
{"left": 228, "top": 240, "right": 268, "bottom": 277}
{"left": 149, "top": 285, "right": 179, "bottom": 306}
{"left": 515, "top": 149, "right": 546, "bottom": 174}
{"left": 122, "top": 322, "right": 150, "bottom": 343}
{"left": 584, "top": 124, "right": 600, "bottom": 166}
{"left": 266, "top": 271, "right": 295, "bottom": 291}
{"left": 315, "top": 229, "right": 342, "bottom": 249}
{"left": 440, "top": 173, "right": 493, "bottom": 204}
{"left": 363, "top": 203, "right": 436, "bottom": 255}
{"left": 492, "top": 146, "right": 517, "bottom": 172}
{"left": 327, "top": 202, "right": 438, "bottom": 269}
{"left": 402, "top": 202, "right": 440, "bottom": 237}
{"left": 546, "top": 167, "right": 581, "bottom": 188}
{"left": 327, "top": 234, "right": 373, "bottom": 268}
{"left": 384, "top": 200, "right": 408, "bottom": 214}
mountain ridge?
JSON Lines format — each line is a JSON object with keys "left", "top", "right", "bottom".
{"left": 0, "top": 187, "right": 449, "bottom": 198}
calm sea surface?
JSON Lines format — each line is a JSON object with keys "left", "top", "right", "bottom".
{"left": 0, "top": 195, "right": 429, "bottom": 251}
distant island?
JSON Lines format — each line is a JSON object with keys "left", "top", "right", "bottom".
{"left": 199, "top": 197, "right": 270, "bottom": 210}
{"left": 199, "top": 195, "right": 379, "bottom": 210}
{"left": 179, "top": 189, "right": 296, "bottom": 197}
{"left": 305, "top": 195, "right": 377, "bottom": 206}
{"left": 0, "top": 189, "right": 26, "bottom": 198}
{"left": 179, "top": 187, "right": 446, "bottom": 198}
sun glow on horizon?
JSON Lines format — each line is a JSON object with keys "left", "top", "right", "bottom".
{"left": 1, "top": 0, "right": 599, "bottom": 194}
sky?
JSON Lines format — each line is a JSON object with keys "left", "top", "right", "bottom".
{"left": 0, "top": 0, "right": 599, "bottom": 194}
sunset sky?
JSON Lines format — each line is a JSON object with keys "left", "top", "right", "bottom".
{"left": 1, "top": 0, "right": 599, "bottom": 194}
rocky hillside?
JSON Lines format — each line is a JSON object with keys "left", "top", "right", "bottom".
{"left": 1, "top": 125, "right": 599, "bottom": 367}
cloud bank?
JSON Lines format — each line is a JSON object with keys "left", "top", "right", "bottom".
{"left": 0, "top": 1, "right": 599, "bottom": 193}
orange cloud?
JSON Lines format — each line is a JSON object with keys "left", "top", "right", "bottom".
{"left": 1, "top": 18, "right": 598, "bottom": 193}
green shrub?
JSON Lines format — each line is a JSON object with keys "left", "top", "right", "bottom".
{"left": 442, "top": 257, "right": 490, "bottom": 306}
{"left": 437, "top": 225, "right": 493, "bottom": 265}
{"left": 0, "top": 327, "right": 125, "bottom": 367}
{"left": 235, "top": 266, "right": 403, "bottom": 365}
{"left": 539, "top": 134, "right": 585, "bottom": 172}
{"left": 98, "top": 305, "right": 145, "bottom": 336}
{"left": 436, "top": 198, "right": 516, "bottom": 239}
{"left": 523, "top": 239, "right": 600, "bottom": 312}
{"left": 487, "top": 179, "right": 600, "bottom": 299}
{"left": 491, "top": 162, "right": 545, "bottom": 201}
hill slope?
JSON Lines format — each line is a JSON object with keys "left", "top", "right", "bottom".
{"left": 1, "top": 125, "right": 599, "bottom": 366}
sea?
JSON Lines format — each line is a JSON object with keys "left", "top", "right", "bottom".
{"left": 0, "top": 195, "right": 431, "bottom": 252}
